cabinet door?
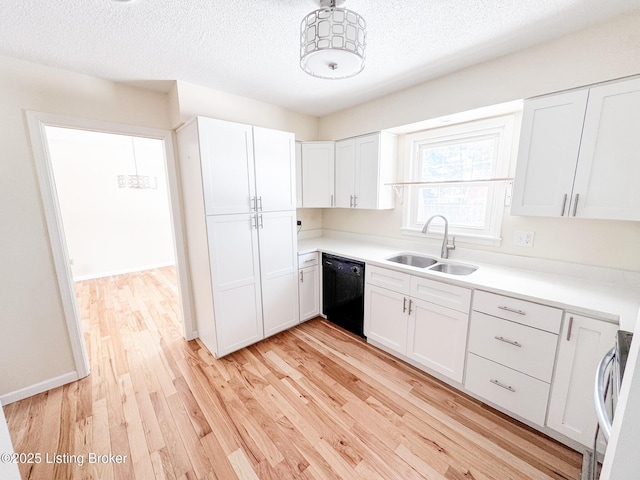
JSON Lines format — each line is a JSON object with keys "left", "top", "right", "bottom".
{"left": 354, "top": 133, "right": 380, "bottom": 209}
{"left": 253, "top": 126, "right": 296, "bottom": 212}
{"left": 258, "top": 211, "right": 300, "bottom": 337}
{"left": 364, "top": 283, "right": 408, "bottom": 355}
{"left": 335, "top": 138, "right": 356, "bottom": 208}
{"left": 571, "top": 78, "right": 640, "bottom": 220}
{"left": 511, "top": 91, "right": 588, "bottom": 217}
{"left": 301, "top": 142, "right": 335, "bottom": 207}
{"left": 199, "top": 117, "right": 255, "bottom": 215}
{"left": 406, "top": 298, "right": 469, "bottom": 383}
{"left": 299, "top": 264, "right": 319, "bottom": 321}
{"left": 295, "top": 141, "right": 303, "bottom": 208}
{"left": 206, "top": 214, "right": 263, "bottom": 356}
{"left": 547, "top": 314, "right": 618, "bottom": 448}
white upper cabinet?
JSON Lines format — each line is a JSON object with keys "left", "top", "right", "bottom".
{"left": 253, "top": 126, "right": 296, "bottom": 212}
{"left": 295, "top": 141, "right": 303, "bottom": 208}
{"left": 199, "top": 117, "right": 255, "bottom": 215}
{"left": 335, "top": 138, "right": 356, "bottom": 208}
{"left": 572, "top": 78, "right": 640, "bottom": 220}
{"left": 512, "top": 77, "right": 640, "bottom": 221}
{"left": 511, "top": 90, "right": 587, "bottom": 217}
{"left": 198, "top": 118, "right": 295, "bottom": 215}
{"left": 300, "top": 141, "right": 335, "bottom": 207}
{"left": 334, "top": 132, "right": 397, "bottom": 210}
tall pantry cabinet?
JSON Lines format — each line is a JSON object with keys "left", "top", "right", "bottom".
{"left": 177, "top": 116, "right": 299, "bottom": 357}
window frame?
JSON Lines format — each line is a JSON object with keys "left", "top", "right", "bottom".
{"left": 401, "top": 115, "right": 516, "bottom": 245}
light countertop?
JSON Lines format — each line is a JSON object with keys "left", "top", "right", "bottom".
{"left": 298, "top": 235, "right": 640, "bottom": 332}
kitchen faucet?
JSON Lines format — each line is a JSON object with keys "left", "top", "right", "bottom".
{"left": 421, "top": 215, "right": 455, "bottom": 259}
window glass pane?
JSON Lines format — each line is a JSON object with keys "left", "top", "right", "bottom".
{"left": 417, "top": 186, "right": 488, "bottom": 228}
{"left": 418, "top": 135, "right": 497, "bottom": 182}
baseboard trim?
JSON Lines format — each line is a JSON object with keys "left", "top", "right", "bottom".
{"left": 0, "top": 371, "right": 79, "bottom": 406}
{"left": 73, "top": 263, "right": 175, "bottom": 281}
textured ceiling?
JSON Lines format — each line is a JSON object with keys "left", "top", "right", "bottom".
{"left": 1, "top": 0, "right": 640, "bottom": 116}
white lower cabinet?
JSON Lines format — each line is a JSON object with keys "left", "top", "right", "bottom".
{"left": 298, "top": 252, "right": 320, "bottom": 321}
{"left": 364, "top": 283, "right": 410, "bottom": 354}
{"left": 466, "top": 353, "right": 551, "bottom": 426}
{"left": 205, "top": 214, "right": 263, "bottom": 355}
{"left": 364, "top": 266, "right": 470, "bottom": 383}
{"left": 363, "top": 267, "right": 622, "bottom": 450}
{"left": 205, "top": 211, "right": 299, "bottom": 357}
{"left": 546, "top": 313, "right": 618, "bottom": 448}
{"left": 364, "top": 267, "right": 410, "bottom": 354}
{"left": 465, "top": 291, "right": 562, "bottom": 426}
{"left": 259, "top": 211, "right": 300, "bottom": 338}
{"left": 407, "top": 297, "right": 469, "bottom": 383}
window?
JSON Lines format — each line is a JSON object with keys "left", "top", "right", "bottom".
{"left": 403, "top": 115, "right": 516, "bottom": 245}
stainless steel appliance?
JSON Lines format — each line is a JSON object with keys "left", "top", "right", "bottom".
{"left": 322, "top": 253, "right": 365, "bottom": 338}
{"left": 590, "top": 330, "right": 634, "bottom": 479}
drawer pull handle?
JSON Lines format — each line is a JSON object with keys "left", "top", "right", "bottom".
{"left": 498, "top": 305, "right": 526, "bottom": 315}
{"left": 560, "top": 193, "right": 568, "bottom": 216}
{"left": 494, "top": 336, "right": 522, "bottom": 348}
{"left": 566, "top": 316, "right": 574, "bottom": 342}
{"left": 302, "top": 259, "right": 315, "bottom": 264}
{"left": 490, "top": 379, "right": 516, "bottom": 393}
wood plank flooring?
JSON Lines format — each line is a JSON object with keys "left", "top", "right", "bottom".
{"left": 5, "top": 267, "right": 582, "bottom": 479}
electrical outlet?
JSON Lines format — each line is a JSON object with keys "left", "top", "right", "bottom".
{"left": 514, "top": 230, "right": 535, "bottom": 247}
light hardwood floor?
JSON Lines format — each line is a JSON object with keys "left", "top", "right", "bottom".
{"left": 5, "top": 267, "right": 582, "bottom": 479}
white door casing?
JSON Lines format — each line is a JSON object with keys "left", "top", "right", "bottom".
{"left": 26, "top": 111, "right": 195, "bottom": 382}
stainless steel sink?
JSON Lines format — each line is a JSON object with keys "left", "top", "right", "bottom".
{"left": 386, "top": 254, "right": 438, "bottom": 268}
{"left": 429, "top": 263, "right": 478, "bottom": 275}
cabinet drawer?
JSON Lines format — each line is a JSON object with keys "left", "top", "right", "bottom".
{"left": 473, "top": 290, "right": 562, "bottom": 334}
{"left": 465, "top": 353, "right": 550, "bottom": 426}
{"left": 298, "top": 252, "right": 318, "bottom": 268}
{"left": 410, "top": 276, "right": 471, "bottom": 313}
{"left": 468, "top": 312, "right": 558, "bottom": 382}
{"left": 366, "top": 265, "right": 411, "bottom": 294}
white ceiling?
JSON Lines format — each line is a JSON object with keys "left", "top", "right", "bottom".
{"left": 1, "top": 0, "right": 639, "bottom": 116}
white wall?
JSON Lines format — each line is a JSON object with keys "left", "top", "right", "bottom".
{"left": 0, "top": 54, "right": 171, "bottom": 400}
{"left": 315, "top": 9, "right": 640, "bottom": 272}
{"left": 170, "top": 80, "right": 319, "bottom": 140}
{"left": 47, "top": 127, "right": 175, "bottom": 279}
{"left": 0, "top": 54, "right": 321, "bottom": 402}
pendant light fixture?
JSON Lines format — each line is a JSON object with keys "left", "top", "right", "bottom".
{"left": 117, "top": 137, "right": 157, "bottom": 190}
{"left": 300, "top": 0, "right": 366, "bottom": 80}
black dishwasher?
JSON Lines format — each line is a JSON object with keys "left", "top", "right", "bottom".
{"left": 322, "top": 253, "right": 365, "bottom": 338}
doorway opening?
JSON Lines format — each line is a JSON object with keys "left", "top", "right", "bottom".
{"left": 28, "top": 112, "right": 194, "bottom": 380}
{"left": 46, "top": 128, "right": 175, "bottom": 281}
